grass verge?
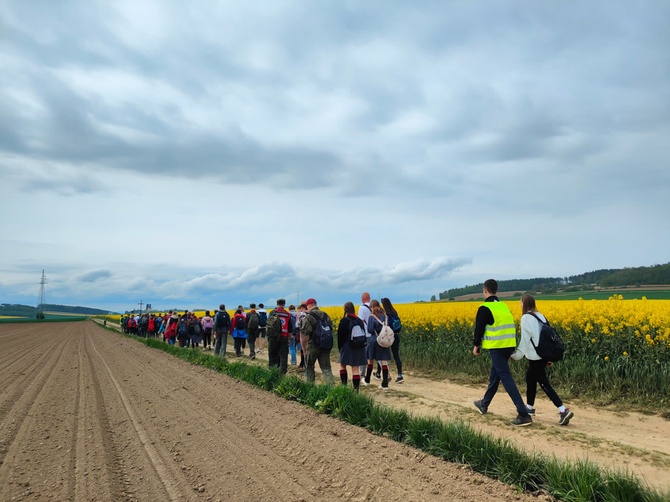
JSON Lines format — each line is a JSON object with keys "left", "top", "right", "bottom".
{"left": 125, "top": 333, "right": 666, "bottom": 502}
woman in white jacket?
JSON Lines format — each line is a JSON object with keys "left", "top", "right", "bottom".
{"left": 511, "top": 294, "right": 574, "bottom": 426}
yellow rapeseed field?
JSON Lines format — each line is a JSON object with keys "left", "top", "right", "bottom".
{"left": 324, "top": 296, "right": 670, "bottom": 363}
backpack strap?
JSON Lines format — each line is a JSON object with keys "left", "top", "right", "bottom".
{"left": 525, "top": 312, "right": 546, "bottom": 350}
{"left": 527, "top": 312, "right": 547, "bottom": 325}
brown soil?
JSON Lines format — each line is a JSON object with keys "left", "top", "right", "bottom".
{"left": 3, "top": 322, "right": 669, "bottom": 501}
{"left": 0, "top": 322, "right": 544, "bottom": 501}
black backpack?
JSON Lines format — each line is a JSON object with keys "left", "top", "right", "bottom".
{"left": 235, "top": 315, "right": 246, "bottom": 331}
{"left": 247, "top": 312, "right": 260, "bottom": 330}
{"left": 214, "top": 311, "right": 230, "bottom": 330}
{"left": 258, "top": 311, "right": 268, "bottom": 328}
{"left": 177, "top": 319, "right": 189, "bottom": 339}
{"left": 309, "top": 311, "right": 333, "bottom": 350}
{"left": 528, "top": 313, "right": 565, "bottom": 362}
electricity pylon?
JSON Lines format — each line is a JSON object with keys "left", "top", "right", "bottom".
{"left": 37, "top": 270, "right": 47, "bottom": 319}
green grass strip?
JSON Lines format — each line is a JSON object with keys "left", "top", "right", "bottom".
{"left": 127, "top": 333, "right": 666, "bottom": 502}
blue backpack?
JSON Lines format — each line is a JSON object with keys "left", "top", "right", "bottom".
{"left": 389, "top": 314, "right": 402, "bottom": 333}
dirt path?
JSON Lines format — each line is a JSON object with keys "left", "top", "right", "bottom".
{"left": 101, "top": 321, "right": 670, "bottom": 494}
{"left": 373, "top": 375, "right": 670, "bottom": 492}
{"left": 0, "top": 322, "right": 543, "bottom": 501}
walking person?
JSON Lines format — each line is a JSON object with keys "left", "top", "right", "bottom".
{"left": 213, "top": 305, "right": 231, "bottom": 356}
{"left": 189, "top": 312, "right": 202, "bottom": 349}
{"left": 245, "top": 304, "right": 260, "bottom": 360}
{"left": 363, "top": 300, "right": 392, "bottom": 391}
{"left": 382, "top": 297, "right": 405, "bottom": 383}
{"left": 288, "top": 305, "right": 298, "bottom": 366}
{"left": 473, "top": 279, "right": 533, "bottom": 426}
{"left": 138, "top": 314, "right": 148, "bottom": 338}
{"left": 300, "top": 298, "right": 335, "bottom": 385}
{"left": 337, "top": 302, "right": 368, "bottom": 393}
{"left": 357, "top": 292, "right": 372, "bottom": 378}
{"left": 257, "top": 303, "right": 268, "bottom": 354}
{"left": 296, "top": 303, "right": 308, "bottom": 370}
{"left": 230, "top": 308, "right": 247, "bottom": 357}
{"left": 147, "top": 314, "right": 156, "bottom": 338}
{"left": 511, "top": 294, "right": 574, "bottom": 426}
{"left": 201, "top": 310, "right": 214, "bottom": 350}
{"left": 266, "top": 299, "right": 293, "bottom": 373}
{"left": 164, "top": 311, "right": 179, "bottom": 345}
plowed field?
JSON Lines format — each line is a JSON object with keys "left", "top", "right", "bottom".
{"left": 0, "top": 322, "right": 540, "bottom": 501}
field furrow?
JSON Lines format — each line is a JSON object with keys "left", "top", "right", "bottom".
{"left": 0, "top": 321, "right": 537, "bottom": 501}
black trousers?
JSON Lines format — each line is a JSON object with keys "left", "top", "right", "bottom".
{"left": 526, "top": 359, "right": 563, "bottom": 408}
{"left": 268, "top": 336, "right": 289, "bottom": 374}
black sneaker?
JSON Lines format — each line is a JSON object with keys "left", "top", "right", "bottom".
{"left": 526, "top": 405, "right": 536, "bottom": 416}
{"left": 558, "top": 409, "right": 574, "bottom": 426}
{"left": 395, "top": 375, "right": 404, "bottom": 384}
{"left": 511, "top": 415, "right": 533, "bottom": 426}
{"left": 373, "top": 372, "right": 381, "bottom": 381}
{"left": 473, "top": 400, "right": 488, "bottom": 415}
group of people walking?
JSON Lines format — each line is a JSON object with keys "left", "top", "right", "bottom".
{"left": 121, "top": 293, "right": 406, "bottom": 394}
{"left": 206, "top": 294, "right": 406, "bottom": 394}
{"left": 120, "top": 280, "right": 573, "bottom": 426}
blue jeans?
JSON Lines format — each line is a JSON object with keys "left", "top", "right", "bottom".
{"left": 482, "top": 348, "right": 529, "bottom": 417}
{"left": 214, "top": 329, "right": 227, "bottom": 355}
{"left": 289, "top": 336, "right": 297, "bottom": 365}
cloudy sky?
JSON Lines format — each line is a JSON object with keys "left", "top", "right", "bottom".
{"left": 1, "top": 1, "right": 669, "bottom": 313}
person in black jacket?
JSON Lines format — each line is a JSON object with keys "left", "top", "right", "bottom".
{"left": 337, "top": 302, "right": 368, "bottom": 392}
{"left": 213, "top": 304, "right": 231, "bottom": 356}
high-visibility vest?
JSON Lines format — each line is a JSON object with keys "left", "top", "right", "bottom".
{"left": 480, "top": 301, "right": 517, "bottom": 349}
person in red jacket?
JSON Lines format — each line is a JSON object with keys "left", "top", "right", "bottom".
{"left": 267, "top": 298, "right": 294, "bottom": 373}
{"left": 164, "top": 312, "right": 179, "bottom": 345}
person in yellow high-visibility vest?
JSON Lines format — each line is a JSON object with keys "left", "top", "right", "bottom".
{"left": 472, "top": 279, "right": 532, "bottom": 426}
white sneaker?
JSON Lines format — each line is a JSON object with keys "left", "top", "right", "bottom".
{"left": 378, "top": 385, "right": 388, "bottom": 391}
{"left": 361, "top": 379, "right": 370, "bottom": 386}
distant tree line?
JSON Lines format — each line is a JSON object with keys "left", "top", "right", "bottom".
{"left": 0, "top": 303, "right": 114, "bottom": 317}
{"left": 437, "top": 262, "right": 670, "bottom": 300}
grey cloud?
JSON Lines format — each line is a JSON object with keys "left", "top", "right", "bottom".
{"left": 78, "top": 270, "right": 113, "bottom": 282}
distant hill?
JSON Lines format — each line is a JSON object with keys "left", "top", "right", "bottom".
{"left": 0, "top": 303, "right": 116, "bottom": 317}
{"left": 437, "top": 262, "right": 670, "bottom": 300}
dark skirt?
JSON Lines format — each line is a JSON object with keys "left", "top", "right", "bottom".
{"left": 339, "top": 341, "right": 368, "bottom": 366}
{"left": 366, "top": 335, "right": 392, "bottom": 361}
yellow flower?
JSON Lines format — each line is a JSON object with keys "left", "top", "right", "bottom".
{"left": 591, "top": 338, "right": 596, "bottom": 344}
{"left": 604, "top": 356, "right": 610, "bottom": 361}
{"left": 623, "top": 351, "right": 629, "bottom": 357}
